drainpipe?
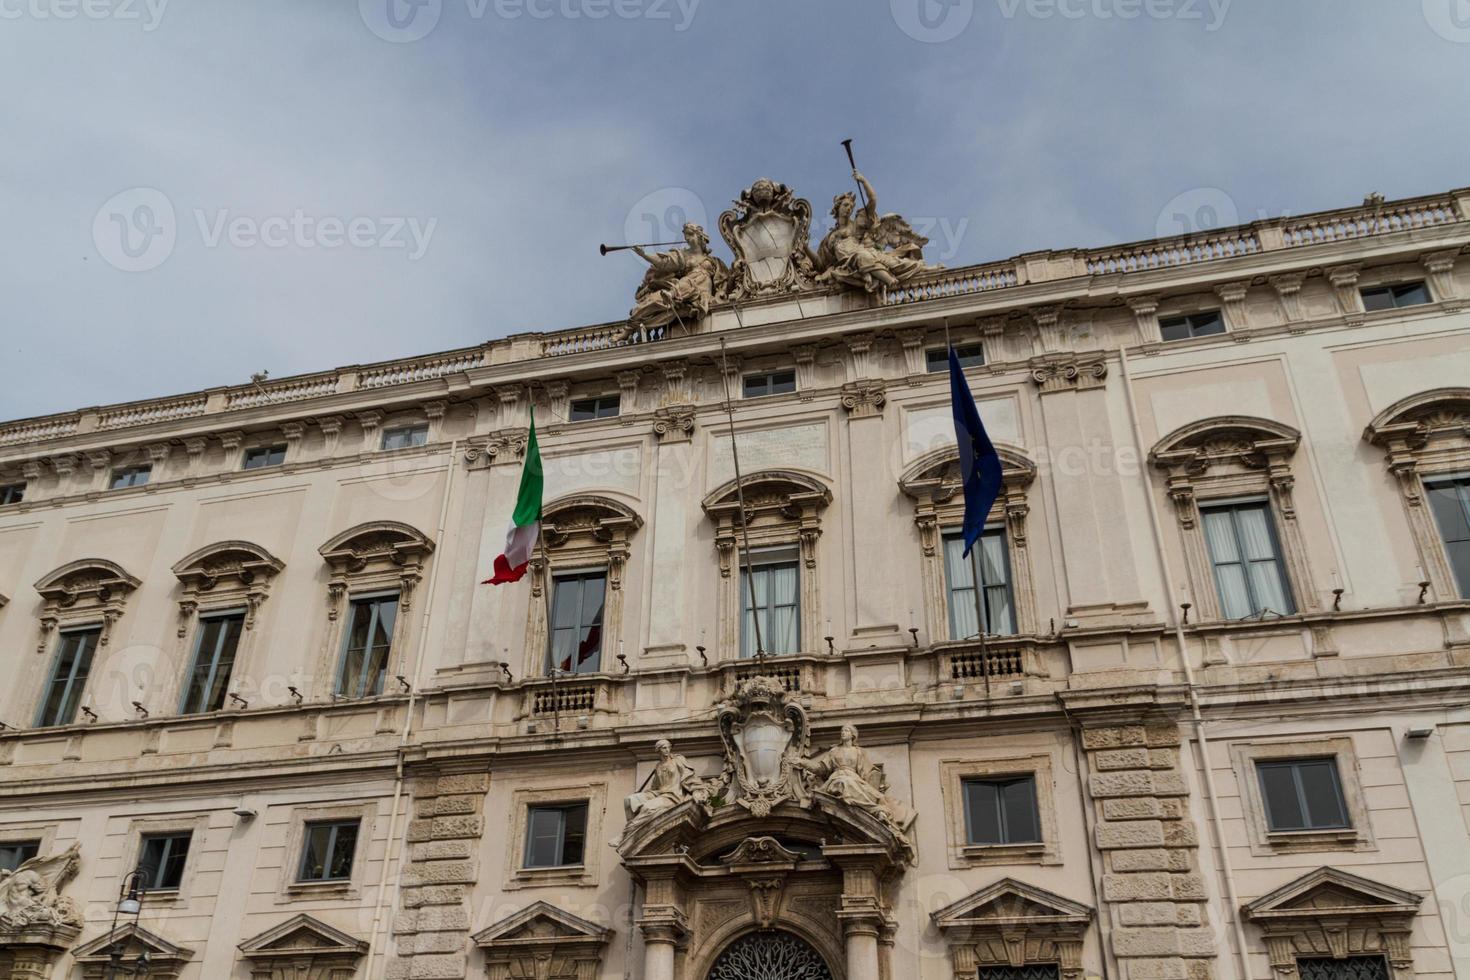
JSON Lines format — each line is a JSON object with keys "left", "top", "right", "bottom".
{"left": 365, "top": 439, "right": 459, "bottom": 979}
{"left": 1115, "top": 351, "right": 1251, "bottom": 980}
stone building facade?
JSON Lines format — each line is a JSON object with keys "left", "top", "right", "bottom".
{"left": 1, "top": 179, "right": 1469, "bottom": 980}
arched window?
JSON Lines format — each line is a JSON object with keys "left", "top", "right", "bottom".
{"left": 170, "top": 541, "right": 285, "bottom": 714}
{"left": 1364, "top": 388, "right": 1470, "bottom": 601}
{"left": 701, "top": 471, "right": 831, "bottom": 661}
{"left": 31, "top": 559, "right": 140, "bottom": 726}
{"left": 1149, "top": 417, "right": 1314, "bottom": 621}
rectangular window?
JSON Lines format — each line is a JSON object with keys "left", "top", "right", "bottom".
{"left": 179, "top": 612, "right": 245, "bottom": 714}
{"left": 297, "top": 820, "right": 359, "bottom": 882}
{"left": 570, "top": 396, "right": 620, "bottom": 421}
{"left": 1158, "top": 310, "right": 1226, "bottom": 342}
{"left": 0, "top": 483, "right": 24, "bottom": 506}
{"left": 962, "top": 775, "right": 1041, "bottom": 845}
{"left": 927, "top": 344, "right": 985, "bottom": 373}
{"left": 0, "top": 840, "right": 40, "bottom": 872}
{"left": 979, "top": 967, "right": 1060, "bottom": 980}
{"left": 943, "top": 529, "right": 1016, "bottom": 637}
{"left": 335, "top": 594, "right": 398, "bottom": 698}
{"left": 742, "top": 370, "right": 797, "bottom": 397}
{"left": 1360, "top": 281, "right": 1431, "bottom": 312}
{"left": 740, "top": 547, "right": 800, "bottom": 658}
{"left": 1256, "top": 758, "right": 1350, "bottom": 832}
{"left": 1426, "top": 476, "right": 1470, "bottom": 598}
{"left": 523, "top": 803, "right": 587, "bottom": 868}
{"left": 380, "top": 424, "right": 428, "bottom": 451}
{"left": 138, "top": 832, "right": 192, "bottom": 890}
{"left": 35, "top": 627, "right": 100, "bottom": 727}
{"left": 109, "top": 465, "right": 152, "bottom": 489}
{"left": 1200, "top": 501, "right": 1295, "bottom": 618}
{"left": 242, "top": 444, "right": 287, "bottom": 470}
{"left": 1298, "top": 957, "right": 1389, "bottom": 980}
{"left": 549, "top": 571, "right": 606, "bottom": 674}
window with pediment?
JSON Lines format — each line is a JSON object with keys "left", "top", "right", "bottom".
{"left": 702, "top": 471, "right": 831, "bottom": 661}
{"left": 899, "top": 446, "right": 1039, "bottom": 643}
{"left": 31, "top": 558, "right": 140, "bottom": 659}
{"left": 524, "top": 495, "right": 643, "bottom": 677}
{"left": 931, "top": 878, "right": 1091, "bottom": 980}
{"left": 1149, "top": 417, "right": 1317, "bottom": 621}
{"left": 316, "top": 522, "right": 434, "bottom": 698}
{"left": 1363, "top": 388, "right": 1470, "bottom": 602}
{"left": 169, "top": 541, "right": 284, "bottom": 713}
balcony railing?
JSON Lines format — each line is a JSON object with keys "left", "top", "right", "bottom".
{"left": 1085, "top": 229, "right": 1261, "bottom": 276}
{"left": 1281, "top": 195, "right": 1459, "bottom": 247}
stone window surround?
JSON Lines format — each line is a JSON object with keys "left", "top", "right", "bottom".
{"left": 521, "top": 494, "right": 644, "bottom": 679}
{"left": 898, "top": 445, "right": 1040, "bottom": 642}
{"left": 315, "top": 521, "right": 434, "bottom": 699}
{"left": 275, "top": 801, "right": 377, "bottom": 902}
{"left": 702, "top": 470, "right": 832, "bottom": 662}
{"left": 931, "top": 878, "right": 1092, "bottom": 980}
{"left": 0, "top": 821, "right": 61, "bottom": 863}
{"left": 938, "top": 753, "right": 1062, "bottom": 869}
{"left": 117, "top": 813, "right": 211, "bottom": 908}
{"left": 357, "top": 401, "right": 447, "bottom": 454}
{"left": 32, "top": 557, "right": 141, "bottom": 659}
{"left": 1363, "top": 388, "right": 1470, "bottom": 604}
{"left": 503, "top": 781, "right": 608, "bottom": 890}
{"left": 1228, "top": 736, "right": 1375, "bottom": 856}
{"left": 1149, "top": 416, "right": 1317, "bottom": 624}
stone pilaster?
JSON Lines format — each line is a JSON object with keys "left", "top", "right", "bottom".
{"left": 390, "top": 771, "right": 489, "bottom": 980}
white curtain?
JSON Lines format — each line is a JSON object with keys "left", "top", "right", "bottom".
{"left": 1236, "top": 506, "right": 1291, "bottom": 614}
{"left": 1202, "top": 509, "right": 1251, "bottom": 618}
{"left": 944, "top": 535, "right": 979, "bottom": 640}
{"left": 742, "top": 561, "right": 799, "bottom": 657}
{"left": 978, "top": 533, "right": 1015, "bottom": 635}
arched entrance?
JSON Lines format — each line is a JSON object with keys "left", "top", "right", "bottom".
{"left": 707, "top": 930, "right": 836, "bottom": 980}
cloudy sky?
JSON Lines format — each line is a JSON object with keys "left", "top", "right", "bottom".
{"left": 2, "top": 0, "right": 1467, "bottom": 421}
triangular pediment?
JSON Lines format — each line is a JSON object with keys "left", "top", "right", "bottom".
{"left": 239, "top": 914, "right": 367, "bottom": 958}
{"left": 72, "top": 923, "right": 193, "bottom": 964}
{"left": 472, "top": 901, "right": 611, "bottom": 949}
{"left": 933, "top": 878, "right": 1092, "bottom": 930}
{"left": 1245, "top": 867, "right": 1423, "bottom": 920}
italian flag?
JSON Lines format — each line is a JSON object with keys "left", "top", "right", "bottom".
{"left": 483, "top": 413, "right": 543, "bottom": 585}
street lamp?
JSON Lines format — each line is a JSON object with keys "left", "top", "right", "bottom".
{"left": 106, "top": 869, "right": 151, "bottom": 978}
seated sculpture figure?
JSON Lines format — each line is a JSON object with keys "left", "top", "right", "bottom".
{"left": 814, "top": 171, "right": 942, "bottom": 293}
{"left": 624, "top": 738, "right": 711, "bottom": 825}
{"left": 625, "top": 223, "right": 728, "bottom": 336}
{"left": 795, "top": 724, "right": 915, "bottom": 833}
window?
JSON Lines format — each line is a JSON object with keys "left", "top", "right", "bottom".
{"left": 1298, "top": 957, "right": 1389, "bottom": 980}
{"left": 0, "top": 482, "right": 24, "bottom": 506}
{"left": 1426, "top": 476, "right": 1470, "bottom": 598}
{"left": 570, "top": 396, "right": 620, "bottom": 421}
{"left": 380, "top": 424, "right": 428, "bottom": 451}
{"left": 1360, "top": 281, "right": 1430, "bottom": 312}
{"left": 740, "top": 547, "right": 800, "bottom": 657}
{"left": 943, "top": 529, "right": 1015, "bottom": 637}
{"left": 179, "top": 612, "right": 244, "bottom": 714}
{"left": 335, "top": 594, "right": 398, "bottom": 698}
{"left": 927, "top": 344, "right": 985, "bottom": 372}
{"left": 1256, "top": 758, "right": 1350, "bottom": 832}
{"left": 549, "top": 571, "right": 605, "bottom": 674}
{"left": 1158, "top": 310, "right": 1226, "bottom": 342}
{"left": 523, "top": 803, "right": 587, "bottom": 868}
{"left": 0, "top": 840, "right": 40, "bottom": 872}
{"left": 138, "top": 832, "right": 192, "bottom": 890}
{"left": 242, "top": 444, "right": 287, "bottom": 470}
{"left": 297, "top": 820, "right": 359, "bottom": 882}
{"left": 962, "top": 775, "right": 1041, "bottom": 845}
{"left": 743, "top": 370, "right": 796, "bottom": 397}
{"left": 1200, "top": 501, "right": 1295, "bottom": 618}
{"left": 109, "top": 465, "right": 152, "bottom": 489}
{"left": 36, "top": 627, "right": 100, "bottom": 727}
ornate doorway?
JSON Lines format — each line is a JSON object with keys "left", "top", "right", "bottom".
{"left": 707, "top": 930, "right": 835, "bottom": 980}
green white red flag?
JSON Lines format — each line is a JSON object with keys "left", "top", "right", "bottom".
{"left": 483, "top": 412, "right": 543, "bottom": 585}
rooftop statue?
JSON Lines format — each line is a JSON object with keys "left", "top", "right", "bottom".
{"left": 718, "top": 178, "right": 818, "bottom": 298}
{"left": 0, "top": 843, "right": 83, "bottom": 933}
{"left": 814, "top": 170, "right": 942, "bottom": 293}
{"left": 624, "top": 738, "right": 717, "bottom": 826}
{"left": 625, "top": 222, "right": 729, "bottom": 337}
{"left": 796, "top": 723, "right": 916, "bottom": 835}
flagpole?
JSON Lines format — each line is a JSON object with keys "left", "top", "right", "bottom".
{"left": 718, "top": 328, "right": 767, "bottom": 667}
{"left": 946, "top": 317, "right": 991, "bottom": 700}
{"left": 539, "top": 534, "right": 562, "bottom": 734}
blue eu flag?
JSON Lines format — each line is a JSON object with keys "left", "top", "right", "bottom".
{"left": 949, "top": 346, "right": 1003, "bottom": 558}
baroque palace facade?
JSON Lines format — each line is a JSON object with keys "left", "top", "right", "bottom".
{"left": 1, "top": 176, "right": 1470, "bottom": 980}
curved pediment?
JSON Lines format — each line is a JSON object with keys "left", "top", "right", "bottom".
{"left": 172, "top": 540, "right": 285, "bottom": 589}
{"left": 702, "top": 469, "right": 832, "bottom": 517}
{"left": 1150, "top": 415, "right": 1302, "bottom": 473}
{"left": 318, "top": 520, "right": 434, "bottom": 567}
{"left": 33, "top": 558, "right": 140, "bottom": 604}
{"left": 1364, "top": 387, "right": 1470, "bottom": 447}
{"left": 898, "top": 443, "right": 1036, "bottom": 502}
{"left": 541, "top": 493, "right": 644, "bottom": 547}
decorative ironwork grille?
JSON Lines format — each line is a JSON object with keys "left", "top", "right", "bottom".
{"left": 707, "top": 930, "right": 833, "bottom": 980}
{"left": 1299, "top": 958, "right": 1389, "bottom": 980}
{"left": 980, "top": 966, "right": 1061, "bottom": 980}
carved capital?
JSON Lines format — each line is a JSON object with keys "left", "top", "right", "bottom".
{"left": 840, "top": 380, "right": 886, "bottom": 418}
{"left": 1126, "top": 293, "right": 1162, "bottom": 342}
{"left": 1031, "top": 306, "right": 1064, "bottom": 352}
{"left": 1215, "top": 280, "right": 1250, "bottom": 330}
{"left": 1028, "top": 352, "right": 1107, "bottom": 394}
{"left": 1268, "top": 272, "right": 1307, "bottom": 323}
{"left": 316, "top": 415, "right": 346, "bottom": 454}
{"left": 652, "top": 405, "right": 696, "bottom": 443}
{"left": 1422, "top": 249, "right": 1461, "bottom": 305}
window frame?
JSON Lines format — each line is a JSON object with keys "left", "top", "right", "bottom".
{"left": 739, "top": 546, "right": 802, "bottom": 658}
{"left": 1359, "top": 280, "right": 1431, "bottom": 312}
{"left": 1230, "top": 737, "right": 1374, "bottom": 855}
{"left": 505, "top": 782, "right": 607, "bottom": 889}
{"left": 0, "top": 482, "right": 24, "bottom": 506}
{"left": 379, "top": 423, "right": 429, "bottom": 451}
{"left": 569, "top": 395, "right": 621, "bottom": 421}
{"left": 927, "top": 344, "right": 985, "bottom": 373}
{"left": 1198, "top": 497, "right": 1297, "bottom": 619}
{"left": 942, "top": 526, "right": 1017, "bottom": 638}
{"left": 241, "top": 444, "right": 288, "bottom": 470}
{"left": 334, "top": 591, "right": 400, "bottom": 699}
{"left": 521, "top": 802, "right": 588, "bottom": 869}
{"left": 1158, "top": 309, "right": 1226, "bottom": 343}
{"left": 138, "top": 831, "right": 193, "bottom": 892}
{"left": 278, "top": 802, "right": 375, "bottom": 899}
{"left": 179, "top": 609, "right": 246, "bottom": 715}
{"left": 961, "top": 774, "right": 1042, "bottom": 846}
{"left": 548, "top": 569, "right": 607, "bottom": 675}
{"left": 35, "top": 625, "right": 102, "bottom": 727}
{"left": 940, "top": 755, "right": 1060, "bottom": 868}
{"left": 1255, "top": 757, "right": 1351, "bottom": 833}
{"left": 1424, "top": 474, "right": 1470, "bottom": 599}
{"left": 742, "top": 370, "right": 797, "bottom": 398}
{"left": 0, "top": 839, "right": 41, "bottom": 872}
{"left": 296, "top": 819, "right": 361, "bottom": 883}
{"left": 109, "top": 464, "right": 152, "bottom": 490}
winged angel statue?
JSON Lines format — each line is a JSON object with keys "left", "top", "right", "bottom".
{"left": 813, "top": 171, "right": 943, "bottom": 292}
{"left": 625, "top": 222, "right": 730, "bottom": 336}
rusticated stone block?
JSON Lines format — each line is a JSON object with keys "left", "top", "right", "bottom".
{"left": 1122, "top": 959, "right": 1189, "bottom": 980}
{"left": 1104, "top": 797, "right": 1163, "bottom": 820}
{"left": 1119, "top": 903, "right": 1180, "bottom": 926}
{"left": 412, "top": 839, "right": 475, "bottom": 862}
{"left": 407, "top": 952, "right": 467, "bottom": 979}
{"left": 435, "top": 772, "right": 489, "bottom": 795}
{"left": 1091, "top": 771, "right": 1154, "bottom": 797}
{"left": 1104, "top": 873, "right": 1173, "bottom": 902}
{"left": 1145, "top": 724, "right": 1182, "bottom": 747}
{"left": 1097, "top": 821, "right": 1165, "bottom": 849}
{"left": 1149, "top": 748, "right": 1179, "bottom": 769}
{"left": 1176, "top": 928, "right": 1216, "bottom": 956}
{"left": 1082, "top": 725, "right": 1147, "bottom": 749}
{"left": 1152, "top": 772, "right": 1188, "bottom": 797}
{"left": 1160, "top": 799, "right": 1186, "bottom": 820}
{"left": 413, "top": 905, "right": 471, "bottom": 932}
{"left": 1171, "top": 873, "right": 1208, "bottom": 900}
{"left": 1175, "top": 905, "right": 1203, "bottom": 927}
{"left": 406, "top": 860, "right": 475, "bottom": 886}
{"left": 1186, "top": 959, "right": 1215, "bottom": 980}
{"left": 406, "top": 884, "right": 468, "bottom": 907}
{"left": 1113, "top": 927, "right": 1186, "bottom": 956}
{"left": 1111, "top": 849, "right": 1172, "bottom": 872}
{"left": 431, "top": 815, "right": 483, "bottom": 839}
{"left": 1095, "top": 748, "right": 1153, "bottom": 771}
{"left": 399, "top": 931, "right": 466, "bottom": 955}
{"left": 406, "top": 819, "right": 434, "bottom": 842}
{"left": 1163, "top": 822, "right": 1199, "bottom": 847}
{"left": 431, "top": 795, "right": 479, "bottom": 817}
